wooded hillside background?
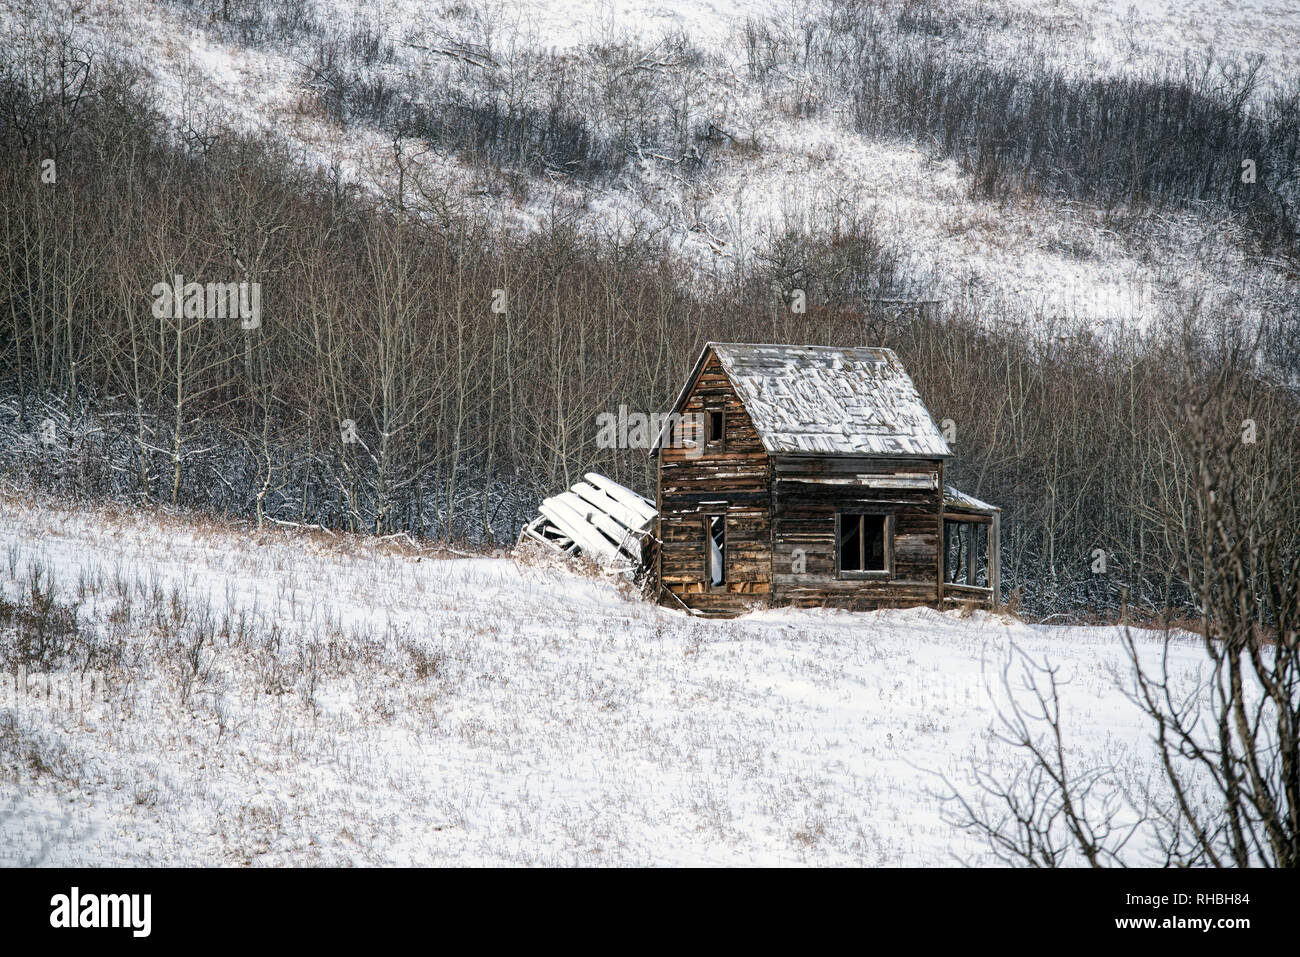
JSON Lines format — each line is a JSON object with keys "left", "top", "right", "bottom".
{"left": 2, "top": 5, "right": 1298, "bottom": 619}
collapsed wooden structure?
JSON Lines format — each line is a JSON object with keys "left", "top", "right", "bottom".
{"left": 519, "top": 472, "right": 657, "bottom": 572}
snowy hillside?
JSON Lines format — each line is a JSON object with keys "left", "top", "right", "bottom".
{"left": 0, "top": 494, "right": 1207, "bottom": 866}
{"left": 3, "top": 0, "right": 1296, "bottom": 337}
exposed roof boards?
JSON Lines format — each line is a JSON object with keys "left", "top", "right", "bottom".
{"left": 654, "top": 343, "right": 952, "bottom": 458}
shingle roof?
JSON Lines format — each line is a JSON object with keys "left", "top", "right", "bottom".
{"left": 659, "top": 343, "right": 952, "bottom": 458}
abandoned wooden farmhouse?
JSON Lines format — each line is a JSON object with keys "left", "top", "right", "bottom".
{"left": 520, "top": 342, "right": 1000, "bottom": 618}
{"left": 648, "top": 343, "right": 1000, "bottom": 617}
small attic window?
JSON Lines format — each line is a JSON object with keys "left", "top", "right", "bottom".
{"left": 706, "top": 409, "right": 725, "bottom": 446}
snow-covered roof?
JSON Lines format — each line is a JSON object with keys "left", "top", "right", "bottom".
{"left": 658, "top": 343, "right": 952, "bottom": 458}
{"left": 943, "top": 485, "right": 1000, "bottom": 513}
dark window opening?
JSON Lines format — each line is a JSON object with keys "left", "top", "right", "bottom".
{"left": 707, "top": 515, "right": 726, "bottom": 586}
{"left": 944, "top": 520, "right": 989, "bottom": 587}
{"left": 839, "top": 513, "right": 888, "bottom": 574}
{"left": 706, "top": 409, "right": 724, "bottom": 446}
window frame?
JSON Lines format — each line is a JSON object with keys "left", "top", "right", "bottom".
{"left": 704, "top": 513, "right": 727, "bottom": 589}
{"left": 943, "top": 518, "right": 990, "bottom": 588}
{"left": 705, "top": 406, "right": 725, "bottom": 450}
{"left": 835, "top": 510, "right": 895, "bottom": 580}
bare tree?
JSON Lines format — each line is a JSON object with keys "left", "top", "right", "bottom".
{"left": 943, "top": 326, "right": 1299, "bottom": 867}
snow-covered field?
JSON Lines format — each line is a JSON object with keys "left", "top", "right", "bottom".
{"left": 0, "top": 493, "right": 1206, "bottom": 866}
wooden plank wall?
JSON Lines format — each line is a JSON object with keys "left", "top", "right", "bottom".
{"left": 656, "top": 352, "right": 772, "bottom": 616}
{"left": 770, "top": 455, "right": 945, "bottom": 610}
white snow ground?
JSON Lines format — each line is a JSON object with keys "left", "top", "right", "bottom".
{"left": 0, "top": 494, "right": 1208, "bottom": 866}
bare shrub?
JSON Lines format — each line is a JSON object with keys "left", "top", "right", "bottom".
{"left": 0, "top": 564, "right": 80, "bottom": 671}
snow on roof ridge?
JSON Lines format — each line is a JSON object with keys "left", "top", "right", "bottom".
{"left": 706, "top": 340, "right": 897, "bottom": 356}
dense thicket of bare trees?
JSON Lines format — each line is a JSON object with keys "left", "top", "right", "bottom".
{"left": 747, "top": 1, "right": 1300, "bottom": 251}
{"left": 161, "top": 0, "right": 711, "bottom": 184}
{"left": 1, "top": 37, "right": 1297, "bottom": 623}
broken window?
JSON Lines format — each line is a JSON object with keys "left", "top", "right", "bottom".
{"left": 707, "top": 515, "right": 726, "bottom": 586}
{"left": 839, "top": 513, "right": 889, "bottom": 575}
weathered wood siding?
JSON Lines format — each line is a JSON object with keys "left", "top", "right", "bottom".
{"left": 770, "top": 455, "right": 945, "bottom": 610}
{"left": 656, "top": 352, "right": 772, "bottom": 616}
{"left": 651, "top": 346, "right": 973, "bottom": 617}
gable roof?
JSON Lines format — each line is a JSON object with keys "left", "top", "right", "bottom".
{"left": 655, "top": 343, "right": 952, "bottom": 458}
